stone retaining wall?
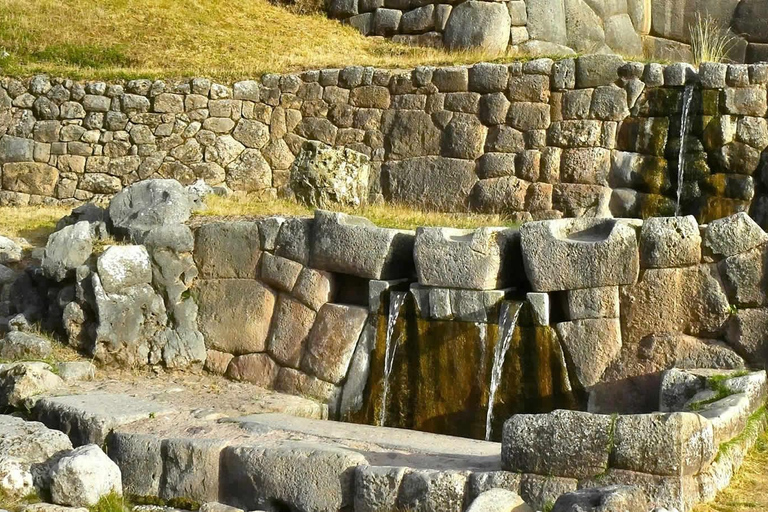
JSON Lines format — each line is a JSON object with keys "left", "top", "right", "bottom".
{"left": 7, "top": 185, "right": 768, "bottom": 426}
{"left": 3, "top": 58, "right": 768, "bottom": 224}
{"left": 329, "top": 0, "right": 768, "bottom": 63}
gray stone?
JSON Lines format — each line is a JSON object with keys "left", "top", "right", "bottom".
{"left": 612, "top": 413, "right": 715, "bottom": 476}
{"left": 290, "top": 268, "right": 333, "bottom": 313}
{"left": 704, "top": 212, "right": 768, "bottom": 258}
{"left": 726, "top": 308, "right": 768, "bottom": 366}
{"left": 398, "top": 469, "right": 469, "bottom": 512}
{"left": 699, "top": 62, "right": 728, "bottom": 89}
{"left": 575, "top": 54, "right": 624, "bottom": 88}
{"left": 556, "top": 318, "right": 622, "bottom": 387}
{"left": 226, "top": 353, "right": 279, "bottom": 387}
{"left": 0, "top": 362, "right": 63, "bottom": 408}
{"left": 49, "top": 444, "right": 122, "bottom": 507}
{"left": 442, "top": 114, "right": 488, "bottom": 159}
{"left": 290, "top": 141, "right": 370, "bottom": 209}
{"left": 564, "top": 0, "right": 606, "bottom": 53}
{"left": 640, "top": 216, "right": 701, "bottom": 268}
{"left": 56, "top": 362, "right": 96, "bottom": 383}
{"left": 401, "top": 5, "right": 435, "bottom": 33}
{"left": 444, "top": 1, "right": 511, "bottom": 53}
{"left": 372, "top": 9, "right": 402, "bottom": 36}
{"left": 267, "top": 294, "right": 316, "bottom": 368}
{"left": 604, "top": 14, "right": 643, "bottom": 56}
{"left": 194, "top": 221, "right": 261, "bottom": 279}
{"left": 565, "top": 286, "right": 619, "bottom": 320}
{"left": 161, "top": 438, "right": 227, "bottom": 503}
{"left": 302, "top": 303, "right": 368, "bottom": 384}
{"left": 276, "top": 218, "right": 314, "bottom": 265}
{"left": 2, "top": 162, "right": 59, "bottom": 196}
{"left": 502, "top": 410, "right": 613, "bottom": 478}
{"left": 35, "top": 393, "right": 173, "bottom": 446}
{"left": 42, "top": 222, "right": 93, "bottom": 282}
{"left": 261, "top": 253, "right": 303, "bottom": 293}
{"left": 311, "top": 210, "right": 414, "bottom": 280}
{"left": 469, "top": 63, "right": 509, "bottom": 93}
{"left": 526, "top": 0, "right": 567, "bottom": 45}
{"left": 0, "top": 414, "right": 72, "bottom": 476}
{"left": 354, "top": 465, "right": 407, "bottom": 512}
{"left": 723, "top": 87, "right": 767, "bottom": 117}
{"left": 381, "top": 110, "right": 441, "bottom": 159}
{"left": 552, "top": 485, "right": 649, "bottom": 512}
{"left": 520, "top": 218, "right": 640, "bottom": 292}
{"left": 220, "top": 442, "right": 367, "bottom": 512}
{"left": 97, "top": 245, "right": 152, "bottom": 294}
{"left": 467, "top": 489, "right": 532, "bottom": 512}
{"left": 0, "top": 331, "right": 51, "bottom": 360}
{"left": 196, "top": 279, "right": 276, "bottom": 355}
{"left": 0, "top": 136, "right": 33, "bottom": 164}
{"left": 232, "top": 119, "right": 269, "bottom": 149}
{"left": 414, "top": 227, "right": 519, "bottom": 290}
{"left": 109, "top": 180, "right": 192, "bottom": 242}
{"left": 0, "top": 236, "right": 22, "bottom": 264}
{"left": 506, "top": 102, "right": 550, "bottom": 131}
{"left": 719, "top": 244, "right": 768, "bottom": 307}
{"left": 383, "top": 156, "right": 477, "bottom": 211}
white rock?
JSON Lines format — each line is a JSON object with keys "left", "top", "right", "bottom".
{"left": 50, "top": 445, "right": 122, "bottom": 507}
{"left": 0, "top": 456, "right": 34, "bottom": 498}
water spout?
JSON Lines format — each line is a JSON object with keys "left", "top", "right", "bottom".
{"left": 379, "top": 291, "right": 407, "bottom": 427}
{"left": 485, "top": 301, "right": 523, "bottom": 441}
{"left": 675, "top": 83, "right": 695, "bottom": 217}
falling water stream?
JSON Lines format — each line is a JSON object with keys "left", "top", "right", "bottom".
{"left": 484, "top": 301, "right": 523, "bottom": 441}
{"left": 675, "top": 83, "right": 695, "bottom": 217}
{"left": 379, "top": 291, "right": 407, "bottom": 426}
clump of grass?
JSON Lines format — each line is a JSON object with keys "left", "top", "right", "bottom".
{"left": 197, "top": 195, "right": 520, "bottom": 230}
{"left": 689, "top": 13, "right": 737, "bottom": 66}
{"left": 89, "top": 492, "right": 129, "bottom": 512}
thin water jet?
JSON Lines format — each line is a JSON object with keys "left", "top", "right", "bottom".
{"left": 379, "top": 291, "right": 407, "bottom": 427}
{"left": 675, "top": 83, "right": 695, "bottom": 217}
{"left": 485, "top": 301, "right": 523, "bottom": 441}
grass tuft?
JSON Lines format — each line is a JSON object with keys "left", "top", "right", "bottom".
{"left": 689, "top": 13, "right": 737, "bottom": 66}
{"left": 0, "top": 205, "right": 71, "bottom": 248}
{"left": 89, "top": 492, "right": 129, "bottom": 512}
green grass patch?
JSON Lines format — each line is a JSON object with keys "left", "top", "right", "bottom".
{"left": 89, "top": 492, "right": 130, "bottom": 512}
{"left": 716, "top": 406, "right": 767, "bottom": 464}
{"left": 30, "top": 43, "right": 135, "bottom": 69}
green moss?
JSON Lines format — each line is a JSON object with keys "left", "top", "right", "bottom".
{"left": 716, "top": 406, "right": 768, "bottom": 463}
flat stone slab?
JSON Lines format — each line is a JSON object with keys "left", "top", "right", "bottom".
{"left": 33, "top": 393, "right": 176, "bottom": 445}
{"left": 235, "top": 413, "right": 501, "bottom": 470}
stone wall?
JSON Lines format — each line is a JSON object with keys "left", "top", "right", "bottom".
{"left": 329, "top": 0, "right": 768, "bottom": 63}
{"left": 3, "top": 58, "right": 768, "bottom": 224}
{"left": 7, "top": 180, "right": 768, "bottom": 428}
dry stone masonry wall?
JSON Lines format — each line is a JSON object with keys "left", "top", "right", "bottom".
{"left": 3, "top": 57, "right": 768, "bottom": 225}
{"left": 329, "top": 0, "right": 768, "bottom": 63}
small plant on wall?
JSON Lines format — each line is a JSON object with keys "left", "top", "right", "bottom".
{"left": 690, "top": 13, "right": 738, "bottom": 65}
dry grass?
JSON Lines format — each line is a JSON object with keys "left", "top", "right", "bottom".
{"left": 0, "top": 205, "right": 71, "bottom": 247}
{"left": 694, "top": 422, "right": 768, "bottom": 512}
{"left": 198, "top": 195, "right": 520, "bottom": 229}
{"left": 0, "top": 0, "right": 564, "bottom": 80}
{"left": 690, "top": 13, "right": 738, "bottom": 66}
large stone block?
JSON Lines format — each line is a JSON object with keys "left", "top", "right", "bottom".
{"left": 703, "top": 212, "right": 768, "bottom": 259}
{"left": 261, "top": 253, "right": 303, "bottom": 293}
{"left": 719, "top": 244, "right": 768, "bottom": 307}
{"left": 552, "top": 486, "right": 649, "bottom": 512}
{"left": 2, "top": 162, "right": 58, "bottom": 196}
{"left": 225, "top": 353, "right": 280, "bottom": 387}
{"left": 42, "top": 221, "right": 93, "bottom": 282}
{"left": 194, "top": 222, "right": 261, "bottom": 279}
{"left": 106, "top": 432, "right": 163, "bottom": 498}
{"left": 290, "top": 141, "right": 370, "bottom": 209}
{"left": 195, "top": 279, "right": 276, "bottom": 355}
{"left": 268, "top": 294, "right": 316, "bottom": 368}
{"left": 292, "top": 267, "right": 335, "bottom": 311}
{"left": 109, "top": 179, "right": 192, "bottom": 242}
{"left": 726, "top": 308, "right": 768, "bottom": 366}
{"left": 382, "top": 156, "right": 477, "bottom": 211}
{"left": 502, "top": 410, "right": 613, "bottom": 478}
{"left": 97, "top": 245, "right": 152, "bottom": 294}
{"left": 579, "top": 469, "right": 698, "bottom": 511}
{"left": 575, "top": 54, "right": 624, "bottom": 88}
{"left": 311, "top": 210, "right": 415, "bottom": 280}
{"left": 381, "top": 110, "right": 441, "bottom": 159}
{"left": 414, "top": 227, "right": 520, "bottom": 290}
{"left": 526, "top": 0, "right": 567, "bottom": 45}
{"left": 565, "top": 286, "right": 619, "bottom": 320}
{"left": 619, "top": 264, "right": 731, "bottom": 346}
{"left": 354, "top": 465, "right": 407, "bottom": 512}
{"left": 397, "top": 469, "right": 470, "bottom": 512}
{"left": 520, "top": 218, "right": 640, "bottom": 292}
{"left": 650, "top": 0, "right": 739, "bottom": 44}
{"left": 639, "top": 216, "right": 701, "bottom": 268}
{"left": 161, "top": 438, "right": 228, "bottom": 503}
{"left": 301, "top": 304, "right": 368, "bottom": 384}
{"left": 443, "top": 1, "right": 511, "bottom": 53}
{"left": 219, "top": 443, "right": 367, "bottom": 512}
{"left": 612, "top": 412, "right": 715, "bottom": 476}
{"left": 467, "top": 488, "right": 532, "bottom": 512}
{"left": 0, "top": 135, "right": 34, "bottom": 163}
{"left": 556, "top": 318, "right": 621, "bottom": 387}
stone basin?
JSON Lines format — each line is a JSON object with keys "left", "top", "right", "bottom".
{"left": 520, "top": 217, "right": 641, "bottom": 292}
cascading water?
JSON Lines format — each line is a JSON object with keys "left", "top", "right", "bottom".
{"left": 675, "top": 83, "right": 695, "bottom": 217}
{"left": 379, "top": 291, "right": 407, "bottom": 427}
{"left": 484, "top": 301, "right": 523, "bottom": 441}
